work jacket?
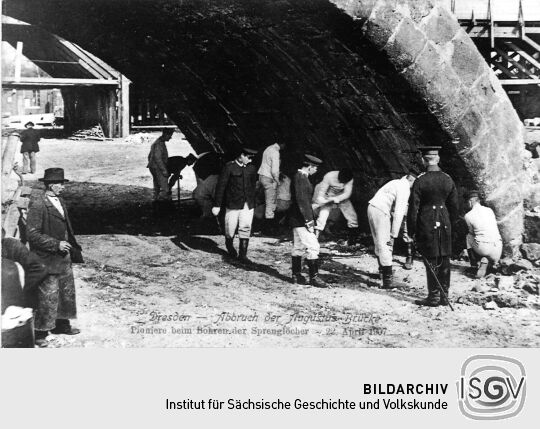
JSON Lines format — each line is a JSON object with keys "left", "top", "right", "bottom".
{"left": 214, "top": 160, "right": 257, "bottom": 210}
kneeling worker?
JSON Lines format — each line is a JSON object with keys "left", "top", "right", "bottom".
{"left": 312, "top": 168, "right": 359, "bottom": 245}
{"left": 212, "top": 148, "right": 258, "bottom": 263}
{"left": 290, "top": 154, "right": 326, "bottom": 288}
{"left": 464, "top": 190, "right": 502, "bottom": 278}
{"left": 368, "top": 173, "right": 416, "bottom": 288}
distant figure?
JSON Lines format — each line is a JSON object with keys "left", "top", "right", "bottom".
{"left": 213, "top": 148, "right": 258, "bottom": 263}
{"left": 27, "top": 168, "right": 83, "bottom": 346}
{"left": 367, "top": 173, "right": 416, "bottom": 289}
{"left": 312, "top": 169, "right": 359, "bottom": 245}
{"left": 464, "top": 190, "right": 502, "bottom": 278}
{"left": 254, "top": 174, "right": 291, "bottom": 221}
{"left": 257, "top": 141, "right": 286, "bottom": 233}
{"left": 147, "top": 129, "right": 174, "bottom": 202}
{"left": 167, "top": 153, "right": 198, "bottom": 192}
{"left": 19, "top": 121, "right": 40, "bottom": 174}
{"left": 193, "top": 174, "right": 219, "bottom": 218}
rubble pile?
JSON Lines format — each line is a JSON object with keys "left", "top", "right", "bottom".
{"left": 123, "top": 132, "right": 156, "bottom": 145}
{"left": 463, "top": 269, "right": 540, "bottom": 310}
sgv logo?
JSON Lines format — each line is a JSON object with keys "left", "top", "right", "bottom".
{"left": 457, "top": 355, "right": 526, "bottom": 420}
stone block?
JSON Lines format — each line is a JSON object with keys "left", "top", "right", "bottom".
{"left": 450, "top": 29, "right": 485, "bottom": 88}
{"left": 384, "top": 17, "right": 427, "bottom": 70}
{"left": 521, "top": 243, "right": 540, "bottom": 262}
{"left": 524, "top": 211, "right": 540, "bottom": 243}
{"left": 454, "top": 106, "right": 488, "bottom": 146}
{"left": 420, "top": 5, "right": 461, "bottom": 46}
{"left": 408, "top": 0, "right": 437, "bottom": 23}
{"left": 332, "top": 0, "right": 377, "bottom": 19}
{"left": 525, "top": 183, "right": 540, "bottom": 210}
{"left": 364, "top": 1, "right": 406, "bottom": 50}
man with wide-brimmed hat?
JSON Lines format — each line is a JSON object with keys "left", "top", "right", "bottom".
{"left": 27, "top": 168, "right": 82, "bottom": 345}
{"left": 289, "top": 154, "right": 327, "bottom": 288}
{"left": 407, "top": 146, "right": 458, "bottom": 307}
{"left": 464, "top": 189, "right": 502, "bottom": 278}
{"left": 19, "top": 121, "right": 40, "bottom": 174}
{"left": 213, "top": 147, "right": 258, "bottom": 263}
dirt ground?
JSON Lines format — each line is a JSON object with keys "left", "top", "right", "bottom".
{"left": 14, "top": 133, "right": 540, "bottom": 348}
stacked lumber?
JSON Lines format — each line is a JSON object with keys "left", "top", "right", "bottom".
{"left": 68, "top": 124, "right": 112, "bottom": 141}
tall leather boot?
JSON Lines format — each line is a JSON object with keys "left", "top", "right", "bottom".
{"left": 381, "top": 266, "right": 393, "bottom": 289}
{"left": 307, "top": 259, "right": 328, "bottom": 288}
{"left": 225, "top": 237, "right": 237, "bottom": 258}
{"left": 238, "top": 238, "right": 251, "bottom": 264}
{"left": 347, "top": 228, "right": 359, "bottom": 246}
{"left": 415, "top": 259, "right": 440, "bottom": 306}
{"left": 404, "top": 243, "right": 414, "bottom": 270}
{"left": 467, "top": 249, "right": 479, "bottom": 268}
{"left": 438, "top": 257, "right": 451, "bottom": 306}
{"left": 291, "top": 256, "right": 306, "bottom": 284}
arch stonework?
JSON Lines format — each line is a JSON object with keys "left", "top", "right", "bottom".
{"left": 5, "top": 0, "right": 529, "bottom": 254}
{"left": 333, "top": 0, "right": 529, "bottom": 254}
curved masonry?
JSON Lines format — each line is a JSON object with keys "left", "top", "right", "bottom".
{"left": 7, "top": 0, "right": 529, "bottom": 254}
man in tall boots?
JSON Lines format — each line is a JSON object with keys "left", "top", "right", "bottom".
{"left": 289, "top": 154, "right": 327, "bottom": 288}
{"left": 407, "top": 146, "right": 458, "bottom": 306}
{"left": 367, "top": 173, "right": 416, "bottom": 289}
{"left": 213, "top": 147, "right": 258, "bottom": 263}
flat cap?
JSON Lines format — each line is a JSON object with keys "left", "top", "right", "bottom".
{"left": 465, "top": 189, "right": 481, "bottom": 199}
{"left": 418, "top": 146, "right": 441, "bottom": 155}
{"left": 241, "top": 147, "right": 258, "bottom": 155}
{"left": 304, "top": 154, "right": 322, "bottom": 166}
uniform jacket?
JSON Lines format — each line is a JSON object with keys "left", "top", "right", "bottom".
{"left": 214, "top": 160, "right": 258, "bottom": 210}
{"left": 289, "top": 170, "right": 315, "bottom": 228}
{"left": 27, "top": 194, "right": 80, "bottom": 274}
{"left": 147, "top": 137, "right": 169, "bottom": 176}
{"left": 19, "top": 128, "right": 41, "bottom": 153}
{"left": 407, "top": 166, "right": 458, "bottom": 257}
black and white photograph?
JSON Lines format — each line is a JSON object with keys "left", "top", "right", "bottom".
{"left": 1, "top": 0, "right": 539, "bottom": 349}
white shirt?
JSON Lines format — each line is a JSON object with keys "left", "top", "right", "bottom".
{"left": 46, "top": 194, "right": 65, "bottom": 218}
{"left": 464, "top": 203, "right": 502, "bottom": 243}
{"left": 257, "top": 143, "right": 280, "bottom": 181}
{"left": 314, "top": 171, "right": 353, "bottom": 204}
{"left": 369, "top": 177, "right": 410, "bottom": 238}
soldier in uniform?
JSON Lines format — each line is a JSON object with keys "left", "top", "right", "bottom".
{"left": 289, "top": 154, "right": 327, "bottom": 288}
{"left": 407, "top": 146, "right": 458, "bottom": 306}
{"left": 212, "top": 147, "right": 258, "bottom": 263}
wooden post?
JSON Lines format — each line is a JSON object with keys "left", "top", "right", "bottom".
{"left": 2, "top": 133, "right": 20, "bottom": 202}
{"left": 119, "top": 75, "right": 130, "bottom": 137}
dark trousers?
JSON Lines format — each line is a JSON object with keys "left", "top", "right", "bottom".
{"left": 423, "top": 256, "right": 450, "bottom": 297}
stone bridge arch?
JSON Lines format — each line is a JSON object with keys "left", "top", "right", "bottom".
{"left": 5, "top": 0, "right": 529, "bottom": 254}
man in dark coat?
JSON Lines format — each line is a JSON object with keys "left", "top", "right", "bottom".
{"left": 19, "top": 121, "right": 40, "bottom": 174}
{"left": 27, "top": 168, "right": 82, "bottom": 344}
{"left": 407, "top": 146, "right": 458, "bottom": 306}
{"left": 2, "top": 231, "right": 48, "bottom": 311}
{"left": 289, "top": 154, "right": 326, "bottom": 288}
{"left": 212, "top": 147, "right": 258, "bottom": 263}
